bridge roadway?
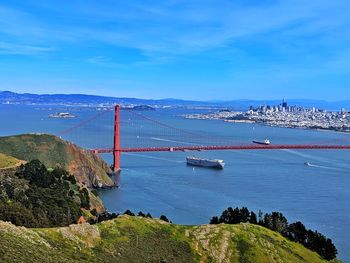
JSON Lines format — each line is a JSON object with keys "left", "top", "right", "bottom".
{"left": 92, "top": 144, "right": 350, "bottom": 153}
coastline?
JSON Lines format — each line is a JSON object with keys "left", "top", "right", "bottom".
{"left": 183, "top": 113, "right": 350, "bottom": 134}
{"left": 187, "top": 116, "right": 350, "bottom": 134}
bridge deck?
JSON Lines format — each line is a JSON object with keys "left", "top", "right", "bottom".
{"left": 93, "top": 144, "right": 350, "bottom": 153}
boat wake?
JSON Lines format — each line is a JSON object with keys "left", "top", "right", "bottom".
{"left": 123, "top": 152, "right": 184, "bottom": 163}
{"left": 282, "top": 150, "right": 346, "bottom": 171}
{"left": 150, "top": 137, "right": 200, "bottom": 145}
{"left": 305, "top": 163, "right": 342, "bottom": 171}
{"left": 282, "top": 149, "right": 331, "bottom": 163}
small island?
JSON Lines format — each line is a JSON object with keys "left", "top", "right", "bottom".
{"left": 130, "top": 105, "right": 155, "bottom": 111}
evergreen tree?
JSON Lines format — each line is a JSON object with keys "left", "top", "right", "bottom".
{"left": 249, "top": 211, "right": 257, "bottom": 224}
{"left": 16, "top": 160, "right": 54, "bottom": 188}
{"left": 138, "top": 211, "right": 146, "bottom": 217}
{"left": 285, "top": 221, "right": 307, "bottom": 244}
{"left": 160, "top": 215, "right": 171, "bottom": 223}
{"left": 240, "top": 207, "right": 250, "bottom": 222}
{"left": 263, "top": 212, "right": 288, "bottom": 234}
{"left": 258, "top": 209, "right": 264, "bottom": 225}
{"left": 124, "top": 209, "right": 135, "bottom": 216}
{"left": 210, "top": 216, "right": 219, "bottom": 224}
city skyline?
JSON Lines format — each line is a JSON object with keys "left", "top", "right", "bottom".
{"left": 1, "top": 1, "right": 350, "bottom": 100}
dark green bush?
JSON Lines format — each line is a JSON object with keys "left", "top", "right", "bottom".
{"left": 0, "top": 160, "right": 95, "bottom": 227}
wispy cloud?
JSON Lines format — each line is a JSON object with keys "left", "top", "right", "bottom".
{"left": 0, "top": 41, "right": 55, "bottom": 55}
{"left": 86, "top": 55, "right": 127, "bottom": 68}
{"left": 1, "top": 1, "right": 349, "bottom": 56}
{"left": 87, "top": 55, "right": 112, "bottom": 64}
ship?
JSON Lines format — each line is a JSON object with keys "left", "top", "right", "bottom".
{"left": 186, "top": 156, "right": 225, "bottom": 169}
{"left": 252, "top": 139, "right": 271, "bottom": 145}
{"left": 49, "top": 112, "right": 76, "bottom": 118}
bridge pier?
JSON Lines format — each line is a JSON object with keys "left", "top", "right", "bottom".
{"left": 113, "top": 105, "right": 121, "bottom": 173}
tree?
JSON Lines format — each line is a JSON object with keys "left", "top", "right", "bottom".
{"left": 16, "top": 160, "right": 54, "bottom": 188}
{"left": 285, "top": 221, "right": 307, "bottom": 244}
{"left": 249, "top": 211, "right": 257, "bottom": 224}
{"left": 79, "top": 188, "right": 90, "bottom": 209}
{"left": 240, "top": 207, "right": 250, "bottom": 222}
{"left": 305, "top": 231, "right": 337, "bottom": 260}
{"left": 160, "top": 215, "right": 171, "bottom": 223}
{"left": 210, "top": 216, "right": 219, "bottom": 224}
{"left": 138, "top": 211, "right": 146, "bottom": 217}
{"left": 0, "top": 202, "right": 38, "bottom": 228}
{"left": 124, "top": 209, "right": 135, "bottom": 216}
{"left": 263, "top": 212, "right": 288, "bottom": 234}
{"left": 2, "top": 160, "right": 90, "bottom": 228}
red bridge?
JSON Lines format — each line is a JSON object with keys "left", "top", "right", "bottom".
{"left": 59, "top": 105, "right": 350, "bottom": 173}
{"left": 90, "top": 106, "right": 350, "bottom": 172}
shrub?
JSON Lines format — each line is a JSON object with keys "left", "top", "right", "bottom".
{"left": 160, "top": 215, "right": 171, "bottom": 223}
{"left": 0, "top": 202, "right": 38, "bottom": 228}
{"left": 1, "top": 160, "right": 94, "bottom": 227}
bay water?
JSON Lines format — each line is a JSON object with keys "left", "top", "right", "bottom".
{"left": 1, "top": 105, "right": 349, "bottom": 261}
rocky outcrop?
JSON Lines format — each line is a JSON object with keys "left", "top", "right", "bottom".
{"left": 0, "top": 134, "right": 114, "bottom": 188}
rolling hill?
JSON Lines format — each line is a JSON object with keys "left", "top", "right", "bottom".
{"left": 0, "top": 215, "right": 340, "bottom": 263}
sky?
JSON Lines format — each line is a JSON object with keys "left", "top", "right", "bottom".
{"left": 0, "top": 0, "right": 350, "bottom": 100}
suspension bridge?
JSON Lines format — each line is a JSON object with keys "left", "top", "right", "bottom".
{"left": 58, "top": 105, "right": 350, "bottom": 173}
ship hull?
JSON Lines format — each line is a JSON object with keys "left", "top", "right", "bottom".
{"left": 252, "top": 141, "right": 270, "bottom": 145}
{"left": 186, "top": 157, "right": 225, "bottom": 169}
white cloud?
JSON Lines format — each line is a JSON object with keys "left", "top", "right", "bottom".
{"left": 0, "top": 41, "right": 55, "bottom": 55}
{"left": 0, "top": 0, "right": 349, "bottom": 63}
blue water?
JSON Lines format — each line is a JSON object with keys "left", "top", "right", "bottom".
{"left": 1, "top": 105, "right": 350, "bottom": 262}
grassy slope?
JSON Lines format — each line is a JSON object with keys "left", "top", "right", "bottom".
{"left": 0, "top": 153, "right": 22, "bottom": 169}
{"left": 0, "top": 216, "right": 338, "bottom": 263}
{"left": 0, "top": 134, "right": 113, "bottom": 187}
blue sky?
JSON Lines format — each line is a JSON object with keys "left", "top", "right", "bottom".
{"left": 0, "top": 0, "right": 350, "bottom": 100}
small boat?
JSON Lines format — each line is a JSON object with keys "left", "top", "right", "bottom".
{"left": 186, "top": 156, "right": 225, "bottom": 169}
{"left": 304, "top": 162, "right": 311, "bottom": 166}
{"left": 253, "top": 139, "right": 271, "bottom": 145}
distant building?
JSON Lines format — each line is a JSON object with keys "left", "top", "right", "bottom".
{"left": 282, "top": 98, "right": 287, "bottom": 109}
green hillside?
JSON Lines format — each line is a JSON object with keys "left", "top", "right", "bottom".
{"left": 0, "top": 134, "right": 114, "bottom": 188}
{"left": 0, "top": 153, "right": 22, "bottom": 169}
{"left": 0, "top": 215, "right": 339, "bottom": 263}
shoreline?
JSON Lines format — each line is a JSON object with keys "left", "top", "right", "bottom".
{"left": 184, "top": 116, "right": 350, "bottom": 134}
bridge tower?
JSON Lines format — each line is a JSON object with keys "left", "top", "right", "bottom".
{"left": 113, "top": 105, "right": 121, "bottom": 173}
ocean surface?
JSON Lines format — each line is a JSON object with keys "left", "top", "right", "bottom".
{"left": 1, "top": 104, "right": 350, "bottom": 262}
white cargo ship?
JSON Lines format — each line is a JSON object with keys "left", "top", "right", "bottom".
{"left": 186, "top": 156, "right": 225, "bottom": 169}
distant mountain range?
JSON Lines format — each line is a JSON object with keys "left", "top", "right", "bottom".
{"left": 0, "top": 91, "right": 198, "bottom": 106}
{"left": 1, "top": 91, "right": 349, "bottom": 111}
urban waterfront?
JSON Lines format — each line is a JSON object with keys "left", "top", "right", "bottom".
{"left": 184, "top": 100, "right": 350, "bottom": 132}
{"left": 1, "top": 104, "right": 350, "bottom": 261}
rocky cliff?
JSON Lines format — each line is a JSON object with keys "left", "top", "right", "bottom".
{"left": 0, "top": 134, "right": 114, "bottom": 188}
